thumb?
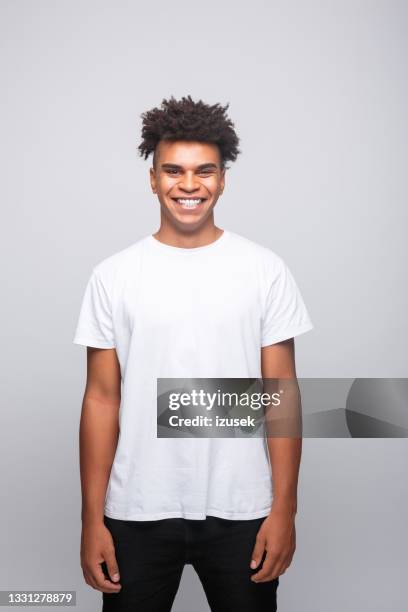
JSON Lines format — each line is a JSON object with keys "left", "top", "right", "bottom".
{"left": 250, "top": 533, "right": 266, "bottom": 569}
{"left": 104, "top": 549, "right": 121, "bottom": 583}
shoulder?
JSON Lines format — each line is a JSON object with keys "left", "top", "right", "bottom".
{"left": 227, "top": 231, "right": 286, "bottom": 274}
{"left": 91, "top": 236, "right": 149, "bottom": 281}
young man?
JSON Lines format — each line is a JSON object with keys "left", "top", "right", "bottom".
{"left": 73, "top": 95, "right": 313, "bottom": 612}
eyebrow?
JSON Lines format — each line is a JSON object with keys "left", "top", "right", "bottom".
{"left": 161, "top": 163, "right": 218, "bottom": 170}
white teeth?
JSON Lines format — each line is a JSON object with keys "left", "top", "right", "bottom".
{"left": 176, "top": 198, "right": 202, "bottom": 207}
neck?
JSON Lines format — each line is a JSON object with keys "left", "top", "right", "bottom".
{"left": 153, "top": 219, "right": 224, "bottom": 249}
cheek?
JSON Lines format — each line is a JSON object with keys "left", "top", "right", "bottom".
{"left": 157, "top": 179, "right": 174, "bottom": 193}
{"left": 205, "top": 179, "right": 221, "bottom": 193}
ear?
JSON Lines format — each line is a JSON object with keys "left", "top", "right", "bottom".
{"left": 220, "top": 167, "right": 226, "bottom": 192}
{"left": 149, "top": 166, "right": 157, "bottom": 194}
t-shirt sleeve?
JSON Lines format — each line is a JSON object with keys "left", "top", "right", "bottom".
{"left": 261, "top": 257, "right": 314, "bottom": 347}
{"left": 72, "top": 268, "right": 116, "bottom": 349}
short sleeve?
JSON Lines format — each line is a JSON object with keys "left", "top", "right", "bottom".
{"left": 72, "top": 268, "right": 116, "bottom": 349}
{"left": 261, "top": 257, "right": 314, "bottom": 347}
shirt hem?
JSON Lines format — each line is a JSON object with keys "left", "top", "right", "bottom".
{"left": 104, "top": 506, "right": 272, "bottom": 521}
{"left": 261, "top": 321, "right": 314, "bottom": 347}
{"left": 73, "top": 337, "right": 116, "bottom": 349}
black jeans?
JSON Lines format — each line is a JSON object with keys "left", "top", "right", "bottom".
{"left": 102, "top": 514, "right": 279, "bottom": 612}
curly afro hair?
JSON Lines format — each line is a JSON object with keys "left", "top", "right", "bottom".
{"left": 138, "top": 95, "right": 241, "bottom": 170}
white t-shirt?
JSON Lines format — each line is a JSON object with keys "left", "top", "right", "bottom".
{"left": 73, "top": 229, "right": 313, "bottom": 520}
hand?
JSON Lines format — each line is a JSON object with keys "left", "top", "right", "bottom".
{"left": 249, "top": 506, "right": 296, "bottom": 582}
{"left": 80, "top": 521, "right": 122, "bottom": 593}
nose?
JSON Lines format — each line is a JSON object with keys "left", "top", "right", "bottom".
{"left": 179, "top": 171, "right": 199, "bottom": 192}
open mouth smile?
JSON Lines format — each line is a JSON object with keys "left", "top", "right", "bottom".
{"left": 171, "top": 197, "right": 207, "bottom": 209}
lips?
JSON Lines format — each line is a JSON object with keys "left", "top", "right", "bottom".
{"left": 171, "top": 197, "right": 207, "bottom": 209}
{"left": 171, "top": 197, "right": 206, "bottom": 203}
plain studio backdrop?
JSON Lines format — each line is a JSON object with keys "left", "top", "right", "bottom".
{"left": 1, "top": 1, "right": 407, "bottom": 611}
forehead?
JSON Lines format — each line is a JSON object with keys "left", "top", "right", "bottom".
{"left": 156, "top": 140, "right": 221, "bottom": 167}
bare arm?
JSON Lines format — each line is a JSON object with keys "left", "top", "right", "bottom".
{"left": 79, "top": 347, "right": 122, "bottom": 593}
{"left": 262, "top": 338, "right": 301, "bottom": 517}
{"left": 250, "top": 338, "right": 300, "bottom": 582}
{"left": 80, "top": 347, "right": 121, "bottom": 524}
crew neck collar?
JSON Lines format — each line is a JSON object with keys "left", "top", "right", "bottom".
{"left": 148, "top": 230, "right": 230, "bottom": 253}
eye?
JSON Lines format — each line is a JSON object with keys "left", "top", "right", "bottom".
{"left": 166, "top": 169, "right": 180, "bottom": 175}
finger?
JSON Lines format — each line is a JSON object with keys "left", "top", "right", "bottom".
{"left": 253, "top": 564, "right": 285, "bottom": 583}
{"left": 251, "top": 550, "right": 280, "bottom": 582}
{"left": 104, "top": 550, "right": 121, "bottom": 583}
{"left": 91, "top": 563, "right": 122, "bottom": 593}
{"left": 250, "top": 532, "right": 266, "bottom": 569}
{"left": 83, "top": 569, "right": 98, "bottom": 590}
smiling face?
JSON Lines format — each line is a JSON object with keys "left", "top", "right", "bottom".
{"left": 149, "top": 140, "right": 225, "bottom": 232}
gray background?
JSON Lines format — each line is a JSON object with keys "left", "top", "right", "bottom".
{"left": 1, "top": 0, "right": 407, "bottom": 610}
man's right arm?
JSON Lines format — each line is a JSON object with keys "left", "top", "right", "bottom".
{"left": 79, "top": 346, "right": 122, "bottom": 593}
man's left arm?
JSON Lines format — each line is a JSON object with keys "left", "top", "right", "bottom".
{"left": 250, "top": 337, "right": 300, "bottom": 583}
